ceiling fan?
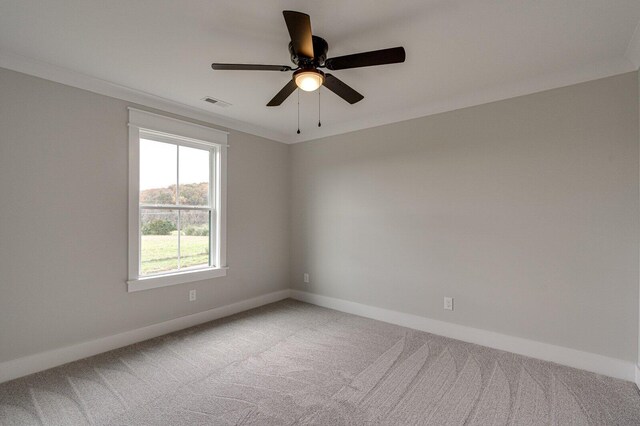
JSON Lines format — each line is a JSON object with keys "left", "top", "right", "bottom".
{"left": 211, "top": 10, "right": 406, "bottom": 107}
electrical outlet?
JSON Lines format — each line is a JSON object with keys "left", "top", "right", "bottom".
{"left": 444, "top": 297, "right": 453, "bottom": 311}
{"left": 303, "top": 273, "right": 310, "bottom": 283}
{"left": 189, "top": 289, "right": 197, "bottom": 302}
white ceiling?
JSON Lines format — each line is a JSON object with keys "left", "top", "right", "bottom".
{"left": 1, "top": 0, "right": 639, "bottom": 143}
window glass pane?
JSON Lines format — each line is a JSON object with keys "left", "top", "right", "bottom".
{"left": 140, "top": 209, "right": 178, "bottom": 275}
{"left": 180, "top": 210, "right": 211, "bottom": 270}
{"left": 140, "top": 139, "right": 177, "bottom": 205}
{"left": 179, "top": 145, "right": 210, "bottom": 206}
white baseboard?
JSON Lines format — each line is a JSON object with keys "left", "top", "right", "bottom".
{"left": 290, "top": 290, "right": 635, "bottom": 382}
{"left": 2, "top": 288, "right": 635, "bottom": 385}
{"left": 0, "top": 289, "right": 291, "bottom": 384}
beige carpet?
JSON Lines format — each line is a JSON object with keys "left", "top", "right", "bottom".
{"left": 1, "top": 299, "right": 639, "bottom": 425}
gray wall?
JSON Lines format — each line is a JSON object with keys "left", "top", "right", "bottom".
{"left": 1, "top": 66, "right": 638, "bottom": 365}
{"left": 291, "top": 72, "right": 639, "bottom": 362}
{"left": 0, "top": 68, "right": 290, "bottom": 362}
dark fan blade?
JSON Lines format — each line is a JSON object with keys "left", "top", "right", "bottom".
{"left": 267, "top": 79, "right": 298, "bottom": 106}
{"left": 323, "top": 74, "right": 363, "bottom": 104}
{"left": 324, "top": 47, "right": 405, "bottom": 70}
{"left": 212, "top": 63, "right": 291, "bottom": 71}
{"left": 283, "top": 11, "right": 314, "bottom": 58}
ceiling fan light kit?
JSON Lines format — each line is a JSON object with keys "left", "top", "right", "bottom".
{"left": 294, "top": 68, "right": 324, "bottom": 92}
{"left": 211, "top": 10, "right": 406, "bottom": 131}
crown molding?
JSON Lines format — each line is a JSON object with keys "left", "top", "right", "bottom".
{"left": 293, "top": 57, "right": 636, "bottom": 143}
{"left": 1, "top": 49, "right": 634, "bottom": 145}
{"left": 0, "top": 48, "right": 293, "bottom": 144}
{"left": 625, "top": 19, "right": 640, "bottom": 70}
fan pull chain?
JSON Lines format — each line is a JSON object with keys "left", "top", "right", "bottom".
{"left": 318, "top": 88, "right": 321, "bottom": 127}
{"left": 296, "top": 89, "right": 301, "bottom": 134}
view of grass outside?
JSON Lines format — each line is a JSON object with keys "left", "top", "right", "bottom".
{"left": 139, "top": 207, "right": 211, "bottom": 276}
{"left": 141, "top": 234, "right": 209, "bottom": 275}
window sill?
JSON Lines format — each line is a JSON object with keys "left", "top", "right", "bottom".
{"left": 127, "top": 267, "right": 228, "bottom": 292}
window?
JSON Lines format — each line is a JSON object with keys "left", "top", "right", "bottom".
{"left": 127, "top": 109, "right": 227, "bottom": 291}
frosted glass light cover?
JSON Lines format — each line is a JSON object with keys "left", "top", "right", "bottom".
{"left": 295, "top": 71, "right": 324, "bottom": 91}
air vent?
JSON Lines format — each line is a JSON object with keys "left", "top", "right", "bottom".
{"left": 202, "top": 96, "right": 231, "bottom": 108}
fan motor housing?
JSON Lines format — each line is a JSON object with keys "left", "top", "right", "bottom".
{"left": 289, "top": 36, "right": 328, "bottom": 67}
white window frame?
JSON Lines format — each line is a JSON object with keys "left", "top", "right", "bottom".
{"left": 127, "top": 108, "right": 228, "bottom": 292}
